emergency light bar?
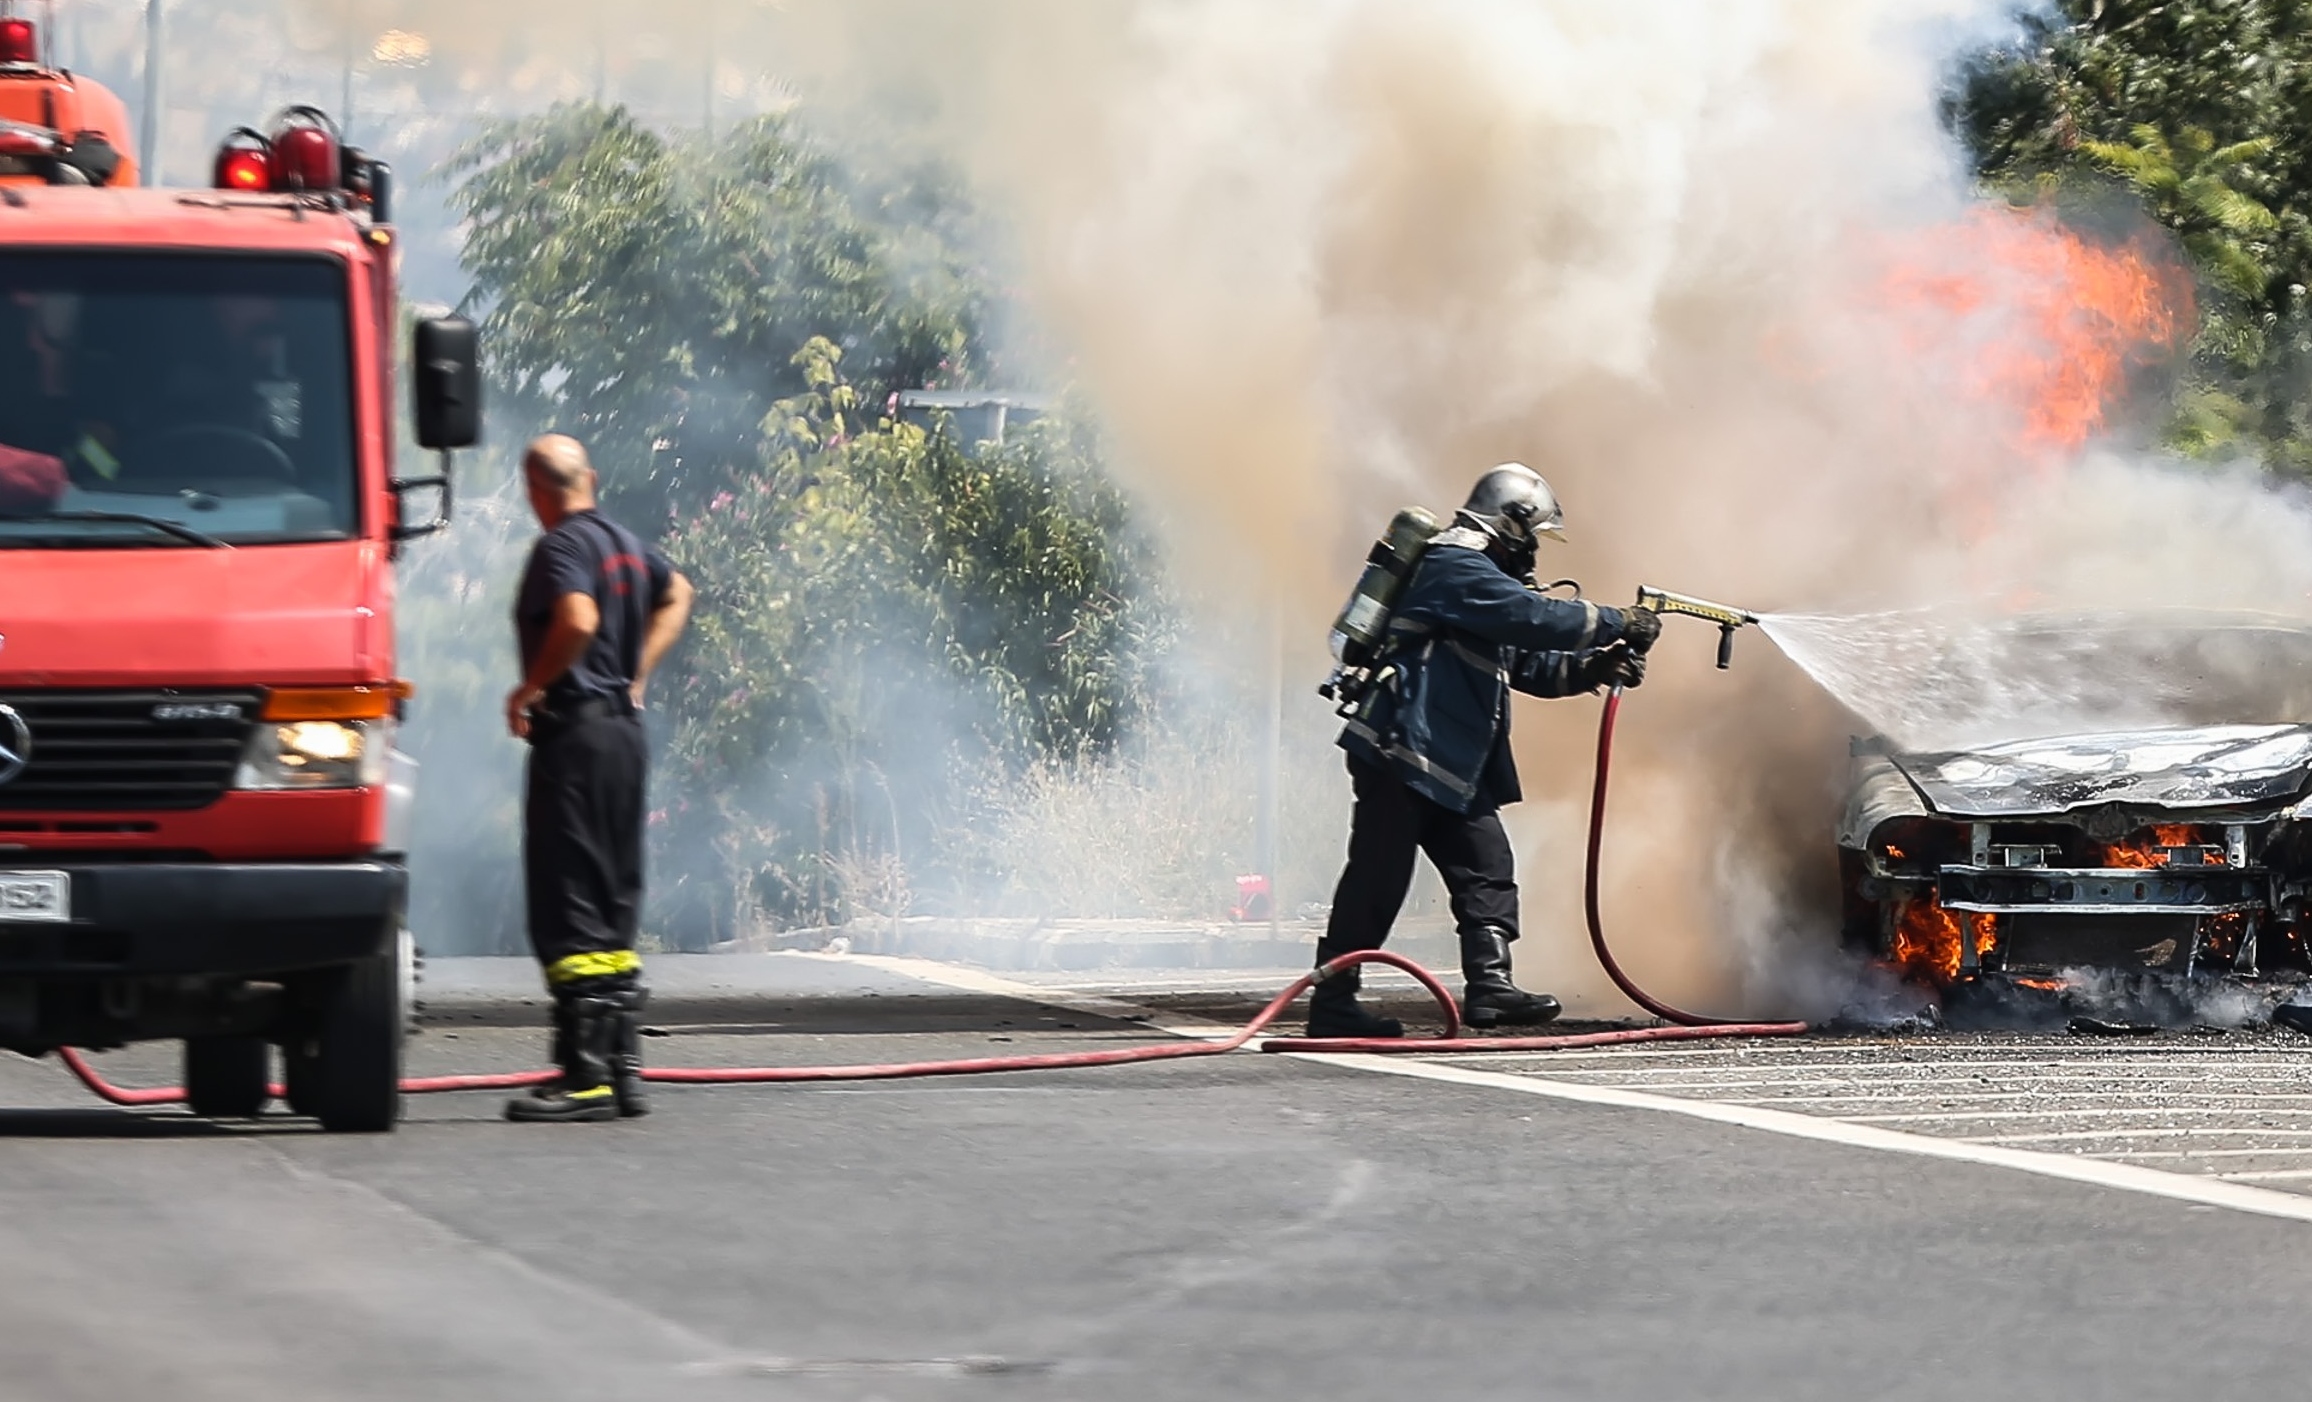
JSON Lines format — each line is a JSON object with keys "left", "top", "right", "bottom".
{"left": 209, "top": 106, "right": 392, "bottom": 222}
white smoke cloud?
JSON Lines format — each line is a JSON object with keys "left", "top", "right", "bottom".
{"left": 267, "top": 0, "right": 2312, "bottom": 998}
{"left": 766, "top": 0, "right": 2312, "bottom": 1012}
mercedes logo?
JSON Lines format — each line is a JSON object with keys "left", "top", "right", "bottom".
{"left": 0, "top": 705, "right": 28, "bottom": 786}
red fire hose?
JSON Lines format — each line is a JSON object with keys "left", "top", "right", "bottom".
{"left": 57, "top": 949, "right": 1456, "bottom": 1105}
{"left": 54, "top": 686, "right": 1803, "bottom": 1110}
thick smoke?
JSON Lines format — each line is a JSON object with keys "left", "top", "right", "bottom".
{"left": 275, "top": 2, "right": 2312, "bottom": 1002}
{"left": 752, "top": 0, "right": 2312, "bottom": 1015}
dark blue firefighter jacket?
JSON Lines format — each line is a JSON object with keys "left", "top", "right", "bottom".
{"left": 1338, "top": 539, "right": 1633, "bottom": 814}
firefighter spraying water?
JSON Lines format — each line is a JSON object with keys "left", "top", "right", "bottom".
{"left": 1308, "top": 463, "right": 1661, "bottom": 1039}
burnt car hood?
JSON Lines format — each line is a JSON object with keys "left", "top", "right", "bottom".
{"left": 1891, "top": 725, "right": 2312, "bottom": 819}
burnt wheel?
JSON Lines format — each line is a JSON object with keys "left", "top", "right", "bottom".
{"left": 302, "top": 944, "right": 403, "bottom": 1133}
{"left": 183, "top": 1035, "right": 270, "bottom": 1119}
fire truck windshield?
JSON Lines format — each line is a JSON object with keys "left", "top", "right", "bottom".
{"left": 0, "top": 253, "right": 356, "bottom": 546}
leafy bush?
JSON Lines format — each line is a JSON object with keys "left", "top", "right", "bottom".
{"left": 650, "top": 339, "right": 1172, "bottom": 940}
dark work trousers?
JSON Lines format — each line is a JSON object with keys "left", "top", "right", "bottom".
{"left": 1324, "top": 752, "right": 1520, "bottom": 956}
{"left": 524, "top": 713, "right": 649, "bottom": 978}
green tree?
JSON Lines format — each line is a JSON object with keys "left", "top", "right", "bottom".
{"left": 1951, "top": 1, "right": 2312, "bottom": 465}
{"left": 444, "top": 103, "right": 989, "bottom": 525}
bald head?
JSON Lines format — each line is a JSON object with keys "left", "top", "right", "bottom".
{"left": 522, "top": 434, "right": 597, "bottom": 527}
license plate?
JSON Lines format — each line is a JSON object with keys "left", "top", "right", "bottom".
{"left": 0, "top": 871, "right": 67, "bottom": 923}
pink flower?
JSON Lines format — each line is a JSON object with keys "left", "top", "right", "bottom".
{"left": 710, "top": 490, "right": 736, "bottom": 511}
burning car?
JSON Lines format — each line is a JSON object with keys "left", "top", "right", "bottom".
{"left": 1826, "top": 612, "right": 2312, "bottom": 1012}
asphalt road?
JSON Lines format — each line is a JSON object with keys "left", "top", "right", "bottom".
{"left": 5, "top": 953, "right": 2312, "bottom": 1401}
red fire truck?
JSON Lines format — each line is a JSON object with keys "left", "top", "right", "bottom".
{"left": 0, "top": 15, "right": 479, "bottom": 1131}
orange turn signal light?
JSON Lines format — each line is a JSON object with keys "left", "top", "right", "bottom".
{"left": 261, "top": 681, "right": 413, "bottom": 721}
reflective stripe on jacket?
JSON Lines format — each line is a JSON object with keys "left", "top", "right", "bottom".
{"left": 1338, "top": 540, "right": 1629, "bottom": 813}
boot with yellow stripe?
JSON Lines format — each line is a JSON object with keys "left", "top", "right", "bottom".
{"left": 505, "top": 987, "right": 621, "bottom": 1123}
{"left": 605, "top": 977, "right": 649, "bottom": 1119}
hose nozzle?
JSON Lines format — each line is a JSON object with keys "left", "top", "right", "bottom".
{"left": 1634, "top": 586, "right": 1761, "bottom": 669}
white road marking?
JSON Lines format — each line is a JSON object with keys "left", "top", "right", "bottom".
{"left": 816, "top": 954, "right": 2312, "bottom": 1225}
{"left": 1460, "top": 1057, "right": 2312, "bottom": 1076}
{"left": 1715, "top": 1090, "right": 2312, "bottom": 1107}
{"left": 1283, "top": 1053, "right": 2312, "bottom": 1225}
{"left": 2099, "top": 1152, "right": 2312, "bottom": 1166}
{"left": 1965, "top": 1127, "right": 2312, "bottom": 1145}
{"left": 1849, "top": 1106, "right": 2312, "bottom": 1124}
{"left": 808, "top": 952, "right": 1235, "bottom": 1040}
{"left": 1437, "top": 1046, "right": 2312, "bottom": 1065}
{"left": 1515, "top": 1075, "right": 2312, "bottom": 1093}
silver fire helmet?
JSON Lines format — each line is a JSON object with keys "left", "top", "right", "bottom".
{"left": 1458, "top": 462, "right": 1566, "bottom": 547}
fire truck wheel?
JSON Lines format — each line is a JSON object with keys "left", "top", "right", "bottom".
{"left": 183, "top": 1035, "right": 271, "bottom": 1119}
{"left": 305, "top": 947, "right": 403, "bottom": 1133}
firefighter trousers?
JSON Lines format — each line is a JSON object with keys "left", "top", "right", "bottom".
{"left": 1323, "top": 752, "right": 1520, "bottom": 956}
{"left": 524, "top": 711, "right": 649, "bottom": 986}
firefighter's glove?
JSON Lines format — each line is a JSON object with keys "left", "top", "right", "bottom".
{"left": 1616, "top": 606, "right": 1662, "bottom": 655}
{"left": 1575, "top": 641, "right": 1646, "bottom": 692}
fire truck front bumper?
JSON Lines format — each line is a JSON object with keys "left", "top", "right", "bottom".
{"left": 0, "top": 859, "right": 403, "bottom": 977}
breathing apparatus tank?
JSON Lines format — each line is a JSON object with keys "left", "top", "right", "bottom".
{"left": 1320, "top": 506, "right": 1441, "bottom": 710}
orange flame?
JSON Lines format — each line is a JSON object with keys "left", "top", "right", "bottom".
{"left": 2102, "top": 824, "right": 2223, "bottom": 869}
{"left": 1873, "top": 206, "right": 2190, "bottom": 459}
{"left": 1890, "top": 895, "right": 1999, "bottom": 986}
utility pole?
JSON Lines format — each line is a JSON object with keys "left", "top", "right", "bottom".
{"left": 593, "top": 0, "right": 608, "bottom": 106}
{"left": 701, "top": 0, "right": 715, "bottom": 138}
{"left": 340, "top": 0, "right": 356, "bottom": 143}
{"left": 139, "top": 0, "right": 162, "bottom": 186}
{"left": 1257, "top": 591, "right": 1284, "bottom": 942}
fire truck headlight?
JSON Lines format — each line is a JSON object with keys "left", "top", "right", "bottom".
{"left": 235, "top": 719, "right": 391, "bottom": 790}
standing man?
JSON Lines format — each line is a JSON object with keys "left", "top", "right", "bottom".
{"left": 1312, "top": 463, "right": 1659, "bottom": 1038}
{"left": 505, "top": 434, "right": 694, "bottom": 1122}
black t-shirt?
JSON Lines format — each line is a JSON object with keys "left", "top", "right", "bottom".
{"left": 515, "top": 509, "right": 674, "bottom": 710}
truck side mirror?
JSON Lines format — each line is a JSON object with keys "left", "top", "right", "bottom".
{"left": 412, "top": 316, "right": 481, "bottom": 450}
{"left": 394, "top": 317, "right": 478, "bottom": 549}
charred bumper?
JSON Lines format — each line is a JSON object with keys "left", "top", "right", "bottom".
{"left": 1939, "top": 865, "right": 2269, "bottom": 916}
{"left": 0, "top": 860, "right": 401, "bottom": 977}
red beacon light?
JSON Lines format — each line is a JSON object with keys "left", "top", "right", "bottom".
{"left": 0, "top": 19, "right": 38, "bottom": 66}
{"left": 213, "top": 129, "right": 272, "bottom": 192}
{"left": 210, "top": 108, "right": 375, "bottom": 209}
{"left": 268, "top": 107, "right": 342, "bottom": 192}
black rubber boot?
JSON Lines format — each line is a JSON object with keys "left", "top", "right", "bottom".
{"left": 1460, "top": 925, "right": 1562, "bottom": 1029}
{"left": 1305, "top": 944, "right": 1403, "bottom": 1039}
{"left": 505, "top": 992, "right": 620, "bottom": 1123}
{"left": 608, "top": 979, "right": 650, "bottom": 1119}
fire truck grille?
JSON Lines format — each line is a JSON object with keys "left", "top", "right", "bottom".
{"left": 0, "top": 691, "right": 263, "bottom": 812}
